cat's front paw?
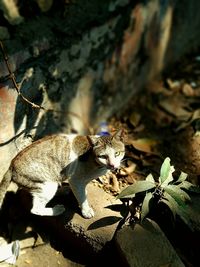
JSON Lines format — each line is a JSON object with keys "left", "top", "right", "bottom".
{"left": 81, "top": 206, "right": 94, "bottom": 219}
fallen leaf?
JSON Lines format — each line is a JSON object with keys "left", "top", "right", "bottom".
{"left": 119, "top": 161, "right": 137, "bottom": 176}
{"left": 191, "top": 109, "right": 200, "bottom": 121}
{"left": 129, "top": 138, "right": 158, "bottom": 154}
{"left": 166, "top": 78, "right": 181, "bottom": 91}
{"left": 159, "top": 96, "right": 191, "bottom": 120}
{"left": 176, "top": 109, "right": 200, "bottom": 131}
{"left": 182, "top": 83, "right": 194, "bottom": 96}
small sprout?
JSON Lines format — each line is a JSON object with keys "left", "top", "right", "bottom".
{"left": 117, "top": 157, "right": 200, "bottom": 226}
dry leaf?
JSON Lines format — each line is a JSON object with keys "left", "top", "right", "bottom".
{"left": 182, "top": 83, "right": 194, "bottom": 96}
{"left": 129, "top": 138, "right": 158, "bottom": 154}
{"left": 119, "top": 161, "right": 137, "bottom": 176}
{"left": 191, "top": 109, "right": 200, "bottom": 121}
{"left": 176, "top": 109, "right": 200, "bottom": 131}
{"left": 159, "top": 96, "right": 191, "bottom": 120}
{"left": 166, "top": 78, "right": 181, "bottom": 91}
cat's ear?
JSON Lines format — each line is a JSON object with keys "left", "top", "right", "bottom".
{"left": 112, "top": 129, "right": 125, "bottom": 142}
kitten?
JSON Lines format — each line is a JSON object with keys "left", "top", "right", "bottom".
{"left": 0, "top": 130, "right": 125, "bottom": 219}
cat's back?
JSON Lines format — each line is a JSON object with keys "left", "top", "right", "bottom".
{"left": 7, "top": 134, "right": 93, "bottom": 183}
{"left": 12, "top": 134, "right": 91, "bottom": 168}
{"left": 12, "top": 134, "right": 71, "bottom": 168}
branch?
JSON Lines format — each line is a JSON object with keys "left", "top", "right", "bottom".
{"left": 0, "top": 40, "right": 45, "bottom": 109}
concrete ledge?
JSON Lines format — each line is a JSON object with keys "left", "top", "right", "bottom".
{"left": 115, "top": 219, "right": 185, "bottom": 267}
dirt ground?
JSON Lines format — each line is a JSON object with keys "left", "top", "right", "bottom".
{"left": 16, "top": 244, "right": 83, "bottom": 267}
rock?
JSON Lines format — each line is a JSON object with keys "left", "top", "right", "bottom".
{"left": 63, "top": 182, "right": 122, "bottom": 253}
{"left": 6, "top": 182, "right": 123, "bottom": 264}
{"left": 115, "top": 219, "right": 185, "bottom": 267}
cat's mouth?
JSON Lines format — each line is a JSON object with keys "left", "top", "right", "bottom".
{"left": 107, "top": 163, "right": 119, "bottom": 171}
{"left": 95, "top": 157, "right": 120, "bottom": 171}
{"left": 96, "top": 160, "right": 117, "bottom": 170}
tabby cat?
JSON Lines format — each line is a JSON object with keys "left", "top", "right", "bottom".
{"left": 0, "top": 130, "right": 125, "bottom": 218}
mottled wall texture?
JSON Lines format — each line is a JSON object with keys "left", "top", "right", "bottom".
{"left": 1, "top": 0, "right": 200, "bottom": 176}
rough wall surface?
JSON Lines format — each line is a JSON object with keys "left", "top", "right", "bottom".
{"left": 1, "top": 0, "right": 200, "bottom": 176}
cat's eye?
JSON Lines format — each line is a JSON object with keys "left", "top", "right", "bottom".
{"left": 115, "top": 151, "right": 121, "bottom": 157}
{"left": 98, "top": 155, "right": 107, "bottom": 159}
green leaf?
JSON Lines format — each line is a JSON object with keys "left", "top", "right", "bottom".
{"left": 160, "top": 198, "right": 176, "bottom": 218}
{"left": 163, "top": 192, "right": 194, "bottom": 230}
{"left": 117, "top": 181, "right": 156, "bottom": 199}
{"left": 141, "top": 192, "right": 153, "bottom": 221}
{"left": 178, "top": 181, "right": 200, "bottom": 193}
{"left": 159, "top": 157, "right": 175, "bottom": 186}
{"left": 159, "top": 157, "right": 171, "bottom": 184}
{"left": 166, "top": 184, "right": 190, "bottom": 201}
{"left": 145, "top": 173, "right": 156, "bottom": 183}
{"left": 164, "top": 185, "right": 188, "bottom": 207}
{"left": 162, "top": 191, "right": 179, "bottom": 214}
{"left": 176, "top": 171, "right": 188, "bottom": 183}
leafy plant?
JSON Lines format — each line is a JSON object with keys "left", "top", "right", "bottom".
{"left": 117, "top": 157, "right": 200, "bottom": 225}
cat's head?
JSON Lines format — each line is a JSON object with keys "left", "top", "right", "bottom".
{"left": 89, "top": 129, "right": 125, "bottom": 170}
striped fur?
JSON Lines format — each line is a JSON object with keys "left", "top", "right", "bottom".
{"left": 0, "top": 131, "right": 125, "bottom": 218}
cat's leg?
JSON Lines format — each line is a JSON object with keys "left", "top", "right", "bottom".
{"left": 68, "top": 178, "right": 94, "bottom": 219}
{"left": 81, "top": 196, "right": 95, "bottom": 219}
{"left": 30, "top": 182, "right": 65, "bottom": 216}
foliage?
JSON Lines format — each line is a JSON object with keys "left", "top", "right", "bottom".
{"left": 117, "top": 157, "right": 200, "bottom": 225}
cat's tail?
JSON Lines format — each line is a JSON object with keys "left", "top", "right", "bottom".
{"left": 0, "top": 169, "right": 12, "bottom": 208}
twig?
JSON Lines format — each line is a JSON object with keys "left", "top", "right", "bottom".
{"left": 0, "top": 40, "right": 44, "bottom": 109}
{"left": 0, "top": 40, "right": 92, "bottom": 134}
